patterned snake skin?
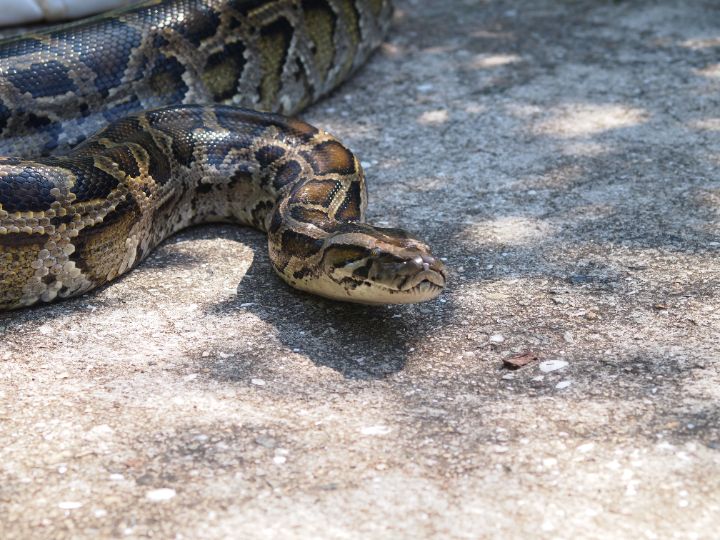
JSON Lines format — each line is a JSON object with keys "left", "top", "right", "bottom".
{"left": 0, "top": 0, "right": 446, "bottom": 309}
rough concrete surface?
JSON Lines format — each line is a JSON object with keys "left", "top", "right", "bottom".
{"left": 2, "top": 1, "right": 720, "bottom": 538}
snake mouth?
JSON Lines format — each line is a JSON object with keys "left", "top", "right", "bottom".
{"left": 398, "top": 266, "right": 446, "bottom": 292}
{"left": 370, "top": 259, "right": 447, "bottom": 301}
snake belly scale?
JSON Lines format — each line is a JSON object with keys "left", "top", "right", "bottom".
{"left": 0, "top": 0, "right": 446, "bottom": 309}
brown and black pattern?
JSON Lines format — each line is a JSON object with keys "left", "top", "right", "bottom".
{"left": 0, "top": 0, "right": 393, "bottom": 157}
{"left": 0, "top": 0, "right": 446, "bottom": 308}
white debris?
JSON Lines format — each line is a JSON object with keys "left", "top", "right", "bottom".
{"left": 58, "top": 501, "right": 83, "bottom": 509}
{"left": 555, "top": 380, "right": 572, "bottom": 389}
{"left": 577, "top": 442, "right": 595, "bottom": 453}
{"left": 539, "top": 360, "right": 569, "bottom": 373}
{"left": 145, "top": 488, "right": 176, "bottom": 502}
{"left": 360, "top": 425, "right": 391, "bottom": 436}
{"left": 251, "top": 378, "right": 266, "bottom": 386}
{"left": 489, "top": 334, "right": 505, "bottom": 343}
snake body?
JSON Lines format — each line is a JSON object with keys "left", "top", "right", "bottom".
{"left": 0, "top": 0, "right": 446, "bottom": 309}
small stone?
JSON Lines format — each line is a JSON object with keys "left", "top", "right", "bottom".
{"left": 555, "top": 380, "right": 572, "bottom": 389}
{"left": 503, "top": 352, "right": 538, "bottom": 370}
{"left": 539, "top": 360, "right": 569, "bottom": 373}
{"left": 145, "top": 488, "right": 176, "bottom": 502}
{"left": 273, "top": 455, "right": 286, "bottom": 464}
{"left": 360, "top": 425, "right": 391, "bottom": 436}
{"left": 58, "top": 501, "right": 83, "bottom": 509}
{"left": 251, "top": 378, "right": 266, "bottom": 386}
{"left": 87, "top": 424, "right": 114, "bottom": 438}
{"left": 255, "top": 435, "right": 277, "bottom": 448}
{"left": 489, "top": 334, "right": 505, "bottom": 343}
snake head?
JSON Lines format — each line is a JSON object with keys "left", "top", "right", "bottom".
{"left": 316, "top": 223, "right": 447, "bottom": 304}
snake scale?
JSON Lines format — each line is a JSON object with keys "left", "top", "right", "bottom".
{"left": 0, "top": 0, "right": 446, "bottom": 309}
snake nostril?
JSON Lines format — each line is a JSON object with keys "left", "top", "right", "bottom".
{"left": 421, "top": 254, "right": 436, "bottom": 266}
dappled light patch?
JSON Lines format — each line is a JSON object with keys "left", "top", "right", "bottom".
{"left": 417, "top": 109, "right": 448, "bottom": 125}
{"left": 680, "top": 38, "right": 720, "bottom": 50}
{"left": 695, "top": 64, "right": 720, "bottom": 79}
{"left": 690, "top": 119, "right": 720, "bottom": 131}
{"left": 535, "top": 104, "right": 648, "bottom": 138}
{"left": 468, "top": 53, "right": 522, "bottom": 69}
{"left": 463, "top": 216, "right": 554, "bottom": 247}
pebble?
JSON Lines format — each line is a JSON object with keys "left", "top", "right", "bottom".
{"left": 145, "top": 488, "right": 176, "bottom": 502}
{"left": 577, "top": 442, "right": 595, "bottom": 453}
{"left": 360, "top": 425, "right": 391, "bottom": 436}
{"left": 539, "top": 360, "right": 569, "bottom": 373}
{"left": 555, "top": 380, "right": 572, "bottom": 389}
{"left": 251, "top": 378, "right": 266, "bottom": 386}
{"left": 273, "top": 455, "right": 287, "bottom": 464}
{"left": 489, "top": 334, "right": 505, "bottom": 343}
{"left": 58, "top": 501, "right": 83, "bottom": 509}
{"left": 255, "top": 435, "right": 276, "bottom": 448}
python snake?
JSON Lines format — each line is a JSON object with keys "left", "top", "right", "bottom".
{"left": 0, "top": 0, "right": 446, "bottom": 309}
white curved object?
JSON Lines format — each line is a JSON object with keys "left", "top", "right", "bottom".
{"left": 0, "top": 0, "right": 138, "bottom": 26}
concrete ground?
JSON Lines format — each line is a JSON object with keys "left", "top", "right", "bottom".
{"left": 2, "top": 0, "right": 719, "bottom": 538}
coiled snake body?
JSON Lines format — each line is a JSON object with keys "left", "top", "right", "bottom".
{"left": 0, "top": 0, "right": 446, "bottom": 309}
